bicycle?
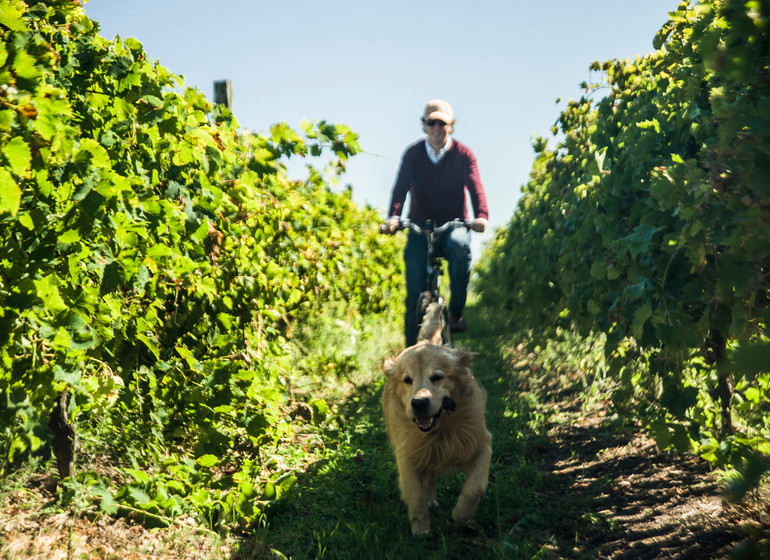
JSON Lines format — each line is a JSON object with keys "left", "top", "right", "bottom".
{"left": 380, "top": 218, "right": 472, "bottom": 347}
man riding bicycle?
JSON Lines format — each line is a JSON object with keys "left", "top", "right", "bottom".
{"left": 381, "top": 99, "right": 489, "bottom": 347}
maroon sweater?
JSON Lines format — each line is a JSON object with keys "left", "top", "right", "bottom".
{"left": 388, "top": 139, "right": 488, "bottom": 226}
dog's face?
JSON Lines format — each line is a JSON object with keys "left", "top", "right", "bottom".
{"left": 384, "top": 343, "right": 477, "bottom": 433}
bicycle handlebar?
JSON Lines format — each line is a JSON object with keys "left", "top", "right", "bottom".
{"left": 379, "top": 218, "right": 472, "bottom": 235}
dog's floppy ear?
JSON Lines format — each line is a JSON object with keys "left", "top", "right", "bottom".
{"left": 450, "top": 347, "right": 479, "bottom": 400}
{"left": 384, "top": 344, "right": 417, "bottom": 378}
{"left": 453, "top": 348, "right": 479, "bottom": 368}
{"left": 384, "top": 355, "right": 398, "bottom": 379}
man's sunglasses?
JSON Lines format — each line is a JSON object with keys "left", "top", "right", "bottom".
{"left": 425, "top": 119, "right": 448, "bottom": 128}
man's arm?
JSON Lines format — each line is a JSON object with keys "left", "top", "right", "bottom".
{"left": 465, "top": 149, "right": 488, "bottom": 231}
{"left": 388, "top": 146, "right": 415, "bottom": 219}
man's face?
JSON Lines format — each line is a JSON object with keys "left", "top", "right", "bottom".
{"left": 424, "top": 118, "right": 453, "bottom": 149}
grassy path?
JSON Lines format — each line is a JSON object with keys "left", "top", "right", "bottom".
{"left": 1, "top": 301, "right": 764, "bottom": 559}
{"left": 246, "top": 303, "right": 760, "bottom": 559}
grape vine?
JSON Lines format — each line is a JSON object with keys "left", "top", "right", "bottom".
{"left": 477, "top": 0, "right": 769, "bottom": 494}
{"left": 0, "top": 0, "right": 403, "bottom": 531}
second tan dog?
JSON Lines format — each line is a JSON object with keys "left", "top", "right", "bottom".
{"left": 382, "top": 342, "right": 492, "bottom": 535}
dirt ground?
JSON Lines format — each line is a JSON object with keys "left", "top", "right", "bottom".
{"left": 0, "top": 476, "right": 231, "bottom": 560}
{"left": 534, "top": 389, "right": 769, "bottom": 560}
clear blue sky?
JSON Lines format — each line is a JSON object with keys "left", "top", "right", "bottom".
{"left": 83, "top": 0, "right": 679, "bottom": 258}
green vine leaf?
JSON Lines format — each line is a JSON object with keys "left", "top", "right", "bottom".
{"left": 0, "top": 167, "right": 21, "bottom": 215}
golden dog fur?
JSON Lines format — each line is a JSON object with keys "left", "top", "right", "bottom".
{"left": 382, "top": 342, "right": 492, "bottom": 534}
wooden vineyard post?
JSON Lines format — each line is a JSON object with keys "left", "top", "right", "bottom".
{"left": 214, "top": 79, "right": 232, "bottom": 109}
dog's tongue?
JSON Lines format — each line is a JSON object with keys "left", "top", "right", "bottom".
{"left": 416, "top": 415, "right": 433, "bottom": 430}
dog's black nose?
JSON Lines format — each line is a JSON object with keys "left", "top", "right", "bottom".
{"left": 411, "top": 397, "right": 429, "bottom": 414}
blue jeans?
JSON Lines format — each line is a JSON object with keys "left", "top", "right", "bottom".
{"left": 403, "top": 226, "right": 471, "bottom": 346}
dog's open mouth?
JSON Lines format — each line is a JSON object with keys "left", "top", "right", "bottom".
{"left": 414, "top": 414, "right": 439, "bottom": 432}
{"left": 412, "top": 397, "right": 456, "bottom": 432}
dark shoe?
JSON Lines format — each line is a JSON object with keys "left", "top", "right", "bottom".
{"left": 450, "top": 316, "right": 468, "bottom": 333}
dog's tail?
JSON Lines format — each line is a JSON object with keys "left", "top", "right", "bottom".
{"left": 417, "top": 300, "right": 444, "bottom": 345}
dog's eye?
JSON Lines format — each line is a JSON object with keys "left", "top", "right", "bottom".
{"left": 403, "top": 376, "right": 413, "bottom": 385}
{"left": 430, "top": 374, "right": 444, "bottom": 383}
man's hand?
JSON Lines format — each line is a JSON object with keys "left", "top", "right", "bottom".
{"left": 380, "top": 217, "right": 401, "bottom": 235}
{"left": 469, "top": 218, "right": 488, "bottom": 233}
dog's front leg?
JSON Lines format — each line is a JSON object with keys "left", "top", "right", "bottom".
{"left": 399, "top": 465, "right": 433, "bottom": 535}
{"left": 452, "top": 443, "right": 492, "bottom": 525}
{"left": 426, "top": 470, "right": 440, "bottom": 508}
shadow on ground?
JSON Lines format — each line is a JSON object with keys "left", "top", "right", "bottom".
{"left": 533, "top": 410, "right": 744, "bottom": 559}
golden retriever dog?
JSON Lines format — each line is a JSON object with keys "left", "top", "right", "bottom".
{"left": 382, "top": 342, "right": 492, "bottom": 535}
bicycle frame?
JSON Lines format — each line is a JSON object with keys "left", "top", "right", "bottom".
{"left": 392, "top": 218, "right": 470, "bottom": 346}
